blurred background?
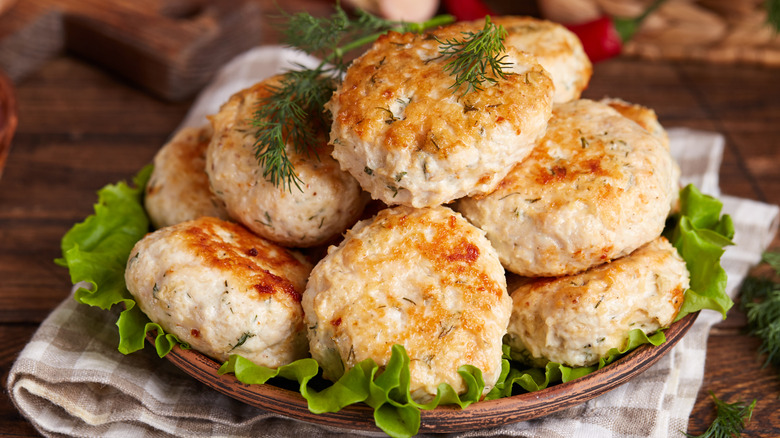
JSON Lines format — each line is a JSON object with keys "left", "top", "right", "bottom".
{"left": 2, "top": 0, "right": 778, "bottom": 102}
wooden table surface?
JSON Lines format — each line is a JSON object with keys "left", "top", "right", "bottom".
{"left": 2, "top": 2, "right": 780, "bottom": 437}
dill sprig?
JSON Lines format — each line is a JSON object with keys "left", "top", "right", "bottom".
{"left": 768, "top": 0, "right": 780, "bottom": 31}
{"left": 253, "top": 5, "right": 453, "bottom": 191}
{"left": 739, "top": 250, "right": 780, "bottom": 369}
{"left": 685, "top": 392, "right": 756, "bottom": 438}
{"left": 435, "top": 16, "right": 513, "bottom": 96}
{"left": 279, "top": 6, "right": 441, "bottom": 71}
{"left": 252, "top": 69, "right": 337, "bottom": 192}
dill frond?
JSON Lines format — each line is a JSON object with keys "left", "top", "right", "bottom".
{"left": 279, "top": 4, "right": 449, "bottom": 71}
{"left": 739, "top": 250, "right": 780, "bottom": 369}
{"left": 252, "top": 5, "right": 453, "bottom": 191}
{"left": 762, "top": 250, "right": 780, "bottom": 272}
{"left": 767, "top": 0, "right": 780, "bottom": 31}
{"left": 252, "top": 69, "right": 337, "bottom": 192}
{"left": 435, "top": 16, "right": 513, "bottom": 96}
{"left": 280, "top": 7, "right": 351, "bottom": 58}
{"left": 685, "top": 392, "right": 755, "bottom": 438}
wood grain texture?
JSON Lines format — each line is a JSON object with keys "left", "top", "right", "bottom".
{"left": 0, "top": 0, "right": 265, "bottom": 100}
{"left": 0, "top": 0, "right": 779, "bottom": 435}
{"left": 0, "top": 58, "right": 191, "bottom": 325}
{"left": 0, "top": 69, "right": 16, "bottom": 179}
{"left": 688, "top": 306, "right": 780, "bottom": 437}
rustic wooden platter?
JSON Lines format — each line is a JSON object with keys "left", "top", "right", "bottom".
{"left": 0, "top": 69, "right": 17, "bottom": 179}
{"left": 0, "top": 0, "right": 264, "bottom": 101}
{"left": 158, "top": 311, "right": 699, "bottom": 433}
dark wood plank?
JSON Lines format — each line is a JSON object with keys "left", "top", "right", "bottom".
{"left": 0, "top": 57, "right": 191, "bottom": 324}
{"left": 689, "top": 314, "right": 780, "bottom": 437}
{"left": 0, "top": 0, "right": 265, "bottom": 100}
{"left": 584, "top": 59, "right": 712, "bottom": 124}
{"left": 676, "top": 62, "right": 780, "bottom": 211}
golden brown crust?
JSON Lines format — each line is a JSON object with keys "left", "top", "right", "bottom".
{"left": 145, "top": 125, "right": 229, "bottom": 229}
{"left": 125, "top": 217, "right": 313, "bottom": 367}
{"left": 303, "top": 206, "right": 510, "bottom": 400}
{"left": 498, "top": 101, "right": 644, "bottom": 198}
{"left": 206, "top": 76, "right": 368, "bottom": 247}
{"left": 456, "top": 99, "right": 675, "bottom": 277}
{"left": 146, "top": 127, "right": 212, "bottom": 197}
{"left": 601, "top": 97, "right": 670, "bottom": 149}
{"left": 445, "top": 16, "right": 593, "bottom": 103}
{"left": 327, "top": 28, "right": 553, "bottom": 207}
{"left": 506, "top": 237, "right": 688, "bottom": 367}
{"left": 332, "top": 31, "right": 551, "bottom": 157}
{"left": 344, "top": 208, "right": 506, "bottom": 309}
{"left": 177, "top": 217, "right": 310, "bottom": 302}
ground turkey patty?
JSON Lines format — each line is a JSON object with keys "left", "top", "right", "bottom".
{"left": 145, "top": 125, "right": 229, "bottom": 229}
{"left": 456, "top": 99, "right": 675, "bottom": 277}
{"left": 326, "top": 28, "right": 554, "bottom": 208}
{"left": 125, "top": 217, "right": 313, "bottom": 368}
{"left": 505, "top": 236, "right": 689, "bottom": 368}
{"left": 206, "top": 76, "right": 368, "bottom": 248}
{"left": 601, "top": 97, "right": 669, "bottom": 149}
{"left": 601, "top": 97, "right": 681, "bottom": 212}
{"left": 302, "top": 206, "right": 511, "bottom": 402}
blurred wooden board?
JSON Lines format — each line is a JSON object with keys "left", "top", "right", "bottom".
{"left": 0, "top": 0, "right": 264, "bottom": 100}
{"left": 536, "top": 0, "right": 780, "bottom": 66}
{"left": 603, "top": 0, "right": 780, "bottom": 66}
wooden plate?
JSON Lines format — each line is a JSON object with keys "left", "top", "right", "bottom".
{"left": 0, "top": 68, "right": 17, "bottom": 178}
{"left": 158, "top": 311, "right": 699, "bottom": 433}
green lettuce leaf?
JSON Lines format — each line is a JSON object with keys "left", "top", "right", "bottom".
{"left": 56, "top": 166, "right": 183, "bottom": 357}
{"left": 57, "top": 165, "right": 152, "bottom": 308}
{"left": 669, "top": 184, "right": 735, "bottom": 320}
{"left": 486, "top": 329, "right": 667, "bottom": 398}
{"left": 219, "top": 345, "right": 484, "bottom": 438}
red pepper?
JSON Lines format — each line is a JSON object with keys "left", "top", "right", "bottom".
{"left": 442, "top": 0, "right": 666, "bottom": 63}
{"left": 564, "top": 16, "right": 623, "bottom": 63}
{"left": 441, "top": 0, "right": 493, "bottom": 21}
{"left": 565, "top": 0, "right": 667, "bottom": 62}
{"left": 442, "top": 0, "right": 622, "bottom": 62}
{"left": 566, "top": 0, "right": 667, "bottom": 62}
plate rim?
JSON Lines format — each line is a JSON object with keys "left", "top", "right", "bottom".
{"left": 158, "top": 311, "right": 699, "bottom": 433}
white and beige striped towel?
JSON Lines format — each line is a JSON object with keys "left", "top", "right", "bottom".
{"left": 8, "top": 47, "right": 780, "bottom": 438}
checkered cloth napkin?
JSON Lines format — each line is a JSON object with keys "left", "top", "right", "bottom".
{"left": 8, "top": 47, "right": 780, "bottom": 438}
